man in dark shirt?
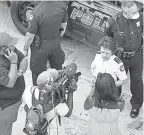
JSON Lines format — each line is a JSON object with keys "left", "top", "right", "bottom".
{"left": 104, "top": 0, "right": 143, "bottom": 118}
{"left": 23, "top": 1, "right": 68, "bottom": 86}
{"left": 0, "top": 32, "right": 28, "bottom": 135}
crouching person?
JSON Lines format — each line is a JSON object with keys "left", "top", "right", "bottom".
{"left": 0, "top": 32, "right": 28, "bottom": 135}
{"left": 23, "top": 68, "right": 77, "bottom": 135}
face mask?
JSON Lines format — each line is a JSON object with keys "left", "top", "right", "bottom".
{"left": 123, "top": 11, "right": 140, "bottom": 19}
{"left": 131, "top": 12, "right": 140, "bottom": 19}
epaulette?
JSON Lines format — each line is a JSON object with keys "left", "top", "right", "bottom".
{"left": 114, "top": 57, "right": 121, "bottom": 64}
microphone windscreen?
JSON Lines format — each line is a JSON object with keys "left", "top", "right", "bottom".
{"left": 37, "top": 69, "right": 59, "bottom": 85}
{"left": 64, "top": 63, "right": 77, "bottom": 77}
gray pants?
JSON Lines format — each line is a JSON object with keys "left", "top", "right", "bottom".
{"left": 0, "top": 100, "right": 22, "bottom": 135}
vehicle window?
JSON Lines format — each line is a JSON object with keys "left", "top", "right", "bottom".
{"left": 105, "top": 0, "right": 122, "bottom": 8}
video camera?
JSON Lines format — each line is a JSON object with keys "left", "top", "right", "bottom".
{"left": 23, "top": 63, "right": 81, "bottom": 135}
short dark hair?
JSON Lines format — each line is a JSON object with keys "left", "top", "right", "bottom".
{"left": 98, "top": 36, "right": 115, "bottom": 52}
{"left": 94, "top": 73, "right": 118, "bottom": 108}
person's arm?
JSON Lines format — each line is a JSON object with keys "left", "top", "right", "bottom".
{"left": 84, "top": 88, "right": 95, "bottom": 110}
{"left": 60, "top": 10, "right": 68, "bottom": 37}
{"left": 91, "top": 54, "right": 98, "bottom": 77}
{"left": 115, "top": 63, "right": 128, "bottom": 87}
{"left": 115, "top": 79, "right": 127, "bottom": 87}
{"left": 23, "top": 32, "right": 35, "bottom": 51}
{"left": 14, "top": 48, "right": 28, "bottom": 77}
{"left": 104, "top": 17, "right": 114, "bottom": 37}
{"left": 118, "top": 96, "right": 125, "bottom": 112}
{"left": 3, "top": 49, "right": 18, "bottom": 88}
{"left": 18, "top": 57, "right": 28, "bottom": 74}
{"left": 65, "top": 91, "right": 73, "bottom": 117}
{"left": 23, "top": 11, "right": 38, "bottom": 56}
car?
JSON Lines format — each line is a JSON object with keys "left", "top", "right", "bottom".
{"left": 8, "top": 0, "right": 143, "bottom": 47}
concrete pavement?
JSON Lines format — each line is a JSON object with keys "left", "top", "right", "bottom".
{"left": 0, "top": 3, "right": 143, "bottom": 135}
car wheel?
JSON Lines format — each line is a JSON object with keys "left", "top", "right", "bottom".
{"left": 10, "top": 1, "right": 39, "bottom": 35}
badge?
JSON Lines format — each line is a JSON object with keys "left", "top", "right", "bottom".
{"left": 120, "top": 65, "right": 124, "bottom": 72}
{"left": 136, "top": 21, "right": 140, "bottom": 27}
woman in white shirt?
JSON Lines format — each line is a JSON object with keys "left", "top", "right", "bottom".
{"left": 91, "top": 36, "right": 127, "bottom": 96}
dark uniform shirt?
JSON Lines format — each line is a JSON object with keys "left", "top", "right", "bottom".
{"left": 0, "top": 48, "right": 25, "bottom": 109}
{"left": 28, "top": 1, "right": 68, "bottom": 39}
{"left": 27, "top": 1, "right": 68, "bottom": 62}
{"left": 104, "top": 12, "right": 143, "bottom": 52}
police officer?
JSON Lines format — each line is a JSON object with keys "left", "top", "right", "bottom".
{"left": 91, "top": 36, "right": 127, "bottom": 97}
{"left": 104, "top": 0, "right": 143, "bottom": 118}
{"left": 23, "top": 1, "right": 68, "bottom": 86}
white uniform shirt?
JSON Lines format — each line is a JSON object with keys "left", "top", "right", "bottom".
{"left": 91, "top": 54, "right": 127, "bottom": 82}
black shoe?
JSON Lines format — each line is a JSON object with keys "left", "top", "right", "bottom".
{"left": 130, "top": 109, "right": 140, "bottom": 118}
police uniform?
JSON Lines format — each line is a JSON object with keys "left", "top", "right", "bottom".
{"left": 27, "top": 1, "right": 68, "bottom": 85}
{"left": 104, "top": 12, "right": 143, "bottom": 109}
{"left": 91, "top": 53, "right": 127, "bottom": 82}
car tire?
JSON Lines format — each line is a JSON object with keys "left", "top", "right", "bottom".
{"left": 10, "top": 1, "right": 38, "bottom": 35}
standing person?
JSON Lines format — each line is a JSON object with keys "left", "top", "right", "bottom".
{"left": 104, "top": 0, "right": 143, "bottom": 118}
{"left": 0, "top": 32, "right": 28, "bottom": 135}
{"left": 84, "top": 73, "right": 125, "bottom": 135}
{"left": 23, "top": 1, "right": 68, "bottom": 86}
{"left": 91, "top": 36, "right": 127, "bottom": 97}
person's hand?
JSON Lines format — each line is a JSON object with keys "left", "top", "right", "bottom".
{"left": 60, "top": 31, "right": 65, "bottom": 37}
{"left": 4, "top": 49, "right": 18, "bottom": 63}
{"left": 68, "top": 79, "right": 77, "bottom": 93}
{"left": 91, "top": 76, "right": 96, "bottom": 87}
{"left": 23, "top": 49, "right": 28, "bottom": 57}
{"left": 17, "top": 70, "right": 23, "bottom": 77}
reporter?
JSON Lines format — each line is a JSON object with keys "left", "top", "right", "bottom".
{"left": 0, "top": 32, "right": 28, "bottom": 135}
{"left": 84, "top": 73, "right": 125, "bottom": 135}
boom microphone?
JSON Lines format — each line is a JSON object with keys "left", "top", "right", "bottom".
{"left": 37, "top": 69, "right": 59, "bottom": 86}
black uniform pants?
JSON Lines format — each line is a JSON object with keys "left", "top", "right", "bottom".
{"left": 30, "top": 44, "right": 65, "bottom": 86}
{"left": 121, "top": 51, "right": 143, "bottom": 109}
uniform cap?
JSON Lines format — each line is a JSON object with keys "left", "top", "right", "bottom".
{"left": 0, "top": 32, "right": 18, "bottom": 47}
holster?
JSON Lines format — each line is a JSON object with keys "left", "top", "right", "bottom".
{"left": 33, "top": 34, "right": 41, "bottom": 49}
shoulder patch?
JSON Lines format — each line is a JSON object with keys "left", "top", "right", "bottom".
{"left": 120, "top": 65, "right": 124, "bottom": 72}
{"left": 27, "top": 10, "right": 34, "bottom": 21}
{"left": 114, "top": 57, "right": 121, "bottom": 64}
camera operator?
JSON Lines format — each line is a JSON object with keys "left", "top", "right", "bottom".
{"left": 0, "top": 32, "right": 28, "bottom": 135}
{"left": 23, "top": 68, "right": 76, "bottom": 135}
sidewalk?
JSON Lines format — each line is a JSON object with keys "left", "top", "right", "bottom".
{"left": 0, "top": 3, "right": 143, "bottom": 135}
